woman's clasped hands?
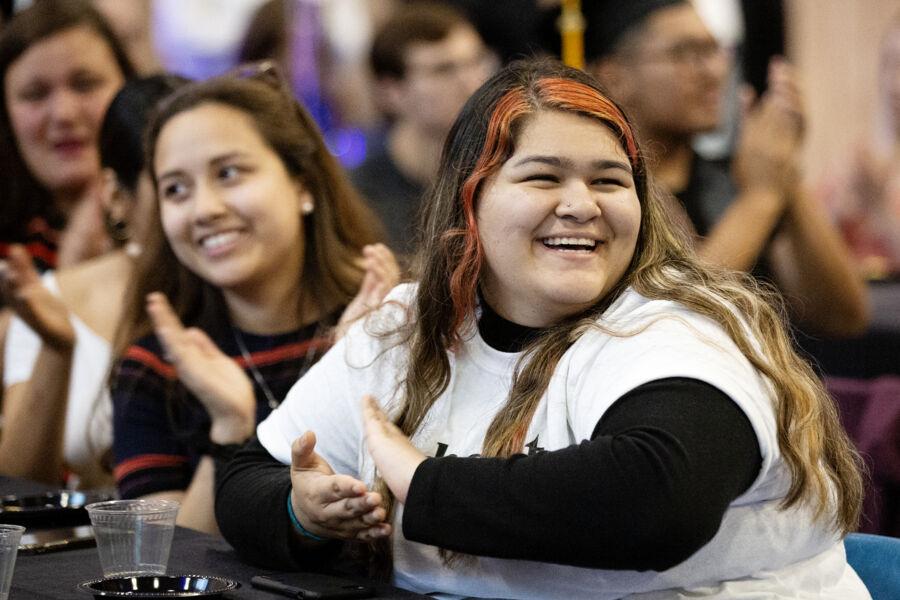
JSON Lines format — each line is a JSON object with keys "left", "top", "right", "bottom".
{"left": 287, "top": 395, "right": 426, "bottom": 543}
{"left": 288, "top": 429, "right": 390, "bottom": 543}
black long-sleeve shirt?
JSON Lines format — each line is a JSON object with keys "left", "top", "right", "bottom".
{"left": 216, "top": 377, "right": 760, "bottom": 571}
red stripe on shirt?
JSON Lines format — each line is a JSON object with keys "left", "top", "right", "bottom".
{"left": 233, "top": 338, "right": 331, "bottom": 368}
{"left": 0, "top": 241, "right": 57, "bottom": 267}
{"left": 123, "top": 346, "right": 177, "bottom": 379}
{"left": 114, "top": 454, "right": 188, "bottom": 481}
{"left": 123, "top": 334, "right": 330, "bottom": 377}
{"left": 23, "top": 241, "right": 57, "bottom": 266}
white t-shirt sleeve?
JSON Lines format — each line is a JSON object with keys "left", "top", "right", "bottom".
{"left": 567, "top": 307, "right": 779, "bottom": 478}
{"left": 256, "top": 333, "right": 367, "bottom": 477}
{"left": 3, "top": 272, "right": 63, "bottom": 388}
{"left": 257, "top": 283, "right": 415, "bottom": 478}
{"left": 3, "top": 314, "right": 41, "bottom": 387}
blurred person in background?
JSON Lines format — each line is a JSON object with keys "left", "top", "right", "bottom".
{"left": 0, "top": 75, "right": 186, "bottom": 489}
{"left": 819, "top": 12, "right": 900, "bottom": 281}
{"left": 350, "top": 2, "right": 495, "bottom": 258}
{"left": 0, "top": 0, "right": 134, "bottom": 273}
{"left": 438, "top": 0, "right": 562, "bottom": 63}
{"left": 586, "top": 0, "right": 869, "bottom": 338}
{"left": 152, "top": 0, "right": 387, "bottom": 170}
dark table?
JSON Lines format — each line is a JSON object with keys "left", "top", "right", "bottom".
{"left": 1, "top": 477, "right": 427, "bottom": 599}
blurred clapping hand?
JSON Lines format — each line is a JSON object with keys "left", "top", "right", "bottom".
{"left": 0, "top": 245, "right": 75, "bottom": 352}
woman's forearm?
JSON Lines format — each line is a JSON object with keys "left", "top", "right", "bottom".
{"left": 402, "top": 379, "right": 761, "bottom": 571}
{"left": 0, "top": 346, "right": 72, "bottom": 482}
{"left": 142, "top": 457, "right": 219, "bottom": 535}
{"left": 769, "top": 188, "right": 870, "bottom": 336}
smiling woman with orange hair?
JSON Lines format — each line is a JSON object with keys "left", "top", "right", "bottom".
{"left": 214, "top": 59, "right": 867, "bottom": 599}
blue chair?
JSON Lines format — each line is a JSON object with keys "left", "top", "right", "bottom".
{"left": 845, "top": 533, "right": 900, "bottom": 599}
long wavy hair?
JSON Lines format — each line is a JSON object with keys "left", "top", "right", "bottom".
{"left": 0, "top": 0, "right": 135, "bottom": 242}
{"left": 369, "top": 58, "right": 862, "bottom": 575}
{"left": 112, "top": 69, "right": 382, "bottom": 362}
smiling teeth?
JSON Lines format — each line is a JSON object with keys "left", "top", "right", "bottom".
{"left": 543, "top": 237, "right": 597, "bottom": 249}
{"left": 201, "top": 231, "right": 241, "bottom": 249}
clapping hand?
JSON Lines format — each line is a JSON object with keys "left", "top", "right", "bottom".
{"left": 335, "top": 244, "right": 400, "bottom": 341}
{"left": 0, "top": 244, "right": 75, "bottom": 352}
{"left": 733, "top": 59, "right": 804, "bottom": 197}
{"left": 289, "top": 430, "right": 391, "bottom": 542}
{"left": 146, "top": 292, "right": 255, "bottom": 443}
{"left": 361, "top": 395, "right": 426, "bottom": 505}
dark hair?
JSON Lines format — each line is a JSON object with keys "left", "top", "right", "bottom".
{"left": 0, "top": 0, "right": 136, "bottom": 239}
{"left": 370, "top": 2, "right": 470, "bottom": 80}
{"left": 582, "top": 0, "right": 685, "bottom": 62}
{"left": 113, "top": 68, "right": 382, "bottom": 357}
{"left": 99, "top": 74, "right": 189, "bottom": 194}
{"left": 238, "top": 0, "right": 289, "bottom": 64}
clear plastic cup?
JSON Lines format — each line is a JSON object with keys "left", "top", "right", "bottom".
{"left": 0, "top": 524, "right": 25, "bottom": 600}
{"left": 85, "top": 499, "right": 179, "bottom": 578}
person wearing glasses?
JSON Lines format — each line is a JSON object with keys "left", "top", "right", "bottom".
{"left": 584, "top": 0, "right": 869, "bottom": 339}
{"left": 214, "top": 59, "right": 868, "bottom": 598}
{"left": 109, "top": 65, "right": 399, "bottom": 534}
{"left": 350, "top": 2, "right": 495, "bottom": 259}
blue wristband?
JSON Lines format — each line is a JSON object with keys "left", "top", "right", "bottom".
{"left": 286, "top": 493, "right": 326, "bottom": 542}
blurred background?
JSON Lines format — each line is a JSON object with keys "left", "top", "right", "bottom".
{"left": 2, "top": 0, "right": 894, "bottom": 182}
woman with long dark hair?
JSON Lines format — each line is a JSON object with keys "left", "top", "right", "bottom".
{"left": 215, "top": 59, "right": 866, "bottom": 598}
{"left": 110, "top": 65, "right": 397, "bottom": 534}
{"left": 0, "top": 0, "right": 135, "bottom": 271}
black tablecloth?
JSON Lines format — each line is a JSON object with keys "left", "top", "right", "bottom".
{"left": 0, "top": 475, "right": 54, "bottom": 497}
{"left": 1, "top": 477, "right": 426, "bottom": 599}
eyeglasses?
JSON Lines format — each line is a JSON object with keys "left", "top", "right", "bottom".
{"left": 634, "top": 39, "right": 727, "bottom": 70}
{"left": 405, "top": 50, "right": 496, "bottom": 81}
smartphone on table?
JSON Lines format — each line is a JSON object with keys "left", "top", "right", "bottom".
{"left": 251, "top": 573, "right": 375, "bottom": 599}
{"left": 18, "top": 525, "right": 95, "bottom": 555}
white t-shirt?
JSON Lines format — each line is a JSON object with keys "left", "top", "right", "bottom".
{"left": 258, "top": 284, "right": 869, "bottom": 599}
{"left": 3, "top": 272, "right": 113, "bottom": 485}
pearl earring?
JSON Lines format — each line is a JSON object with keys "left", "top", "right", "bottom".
{"left": 301, "top": 202, "right": 314, "bottom": 215}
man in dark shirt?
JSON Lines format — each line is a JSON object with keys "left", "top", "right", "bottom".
{"left": 584, "top": 0, "right": 869, "bottom": 337}
{"left": 350, "top": 4, "right": 493, "bottom": 257}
